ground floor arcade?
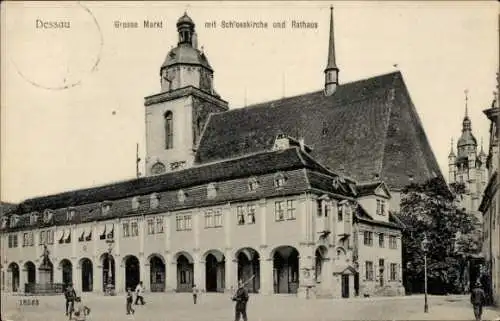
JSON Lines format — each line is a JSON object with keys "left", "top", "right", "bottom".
{"left": 3, "top": 245, "right": 361, "bottom": 298}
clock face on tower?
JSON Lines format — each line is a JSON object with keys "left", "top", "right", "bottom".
{"left": 151, "top": 162, "right": 166, "bottom": 175}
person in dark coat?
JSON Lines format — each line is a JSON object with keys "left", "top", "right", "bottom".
{"left": 126, "top": 288, "right": 135, "bottom": 315}
{"left": 470, "top": 281, "right": 486, "bottom": 321}
{"left": 232, "top": 280, "right": 249, "bottom": 321}
{"left": 64, "top": 284, "right": 77, "bottom": 317}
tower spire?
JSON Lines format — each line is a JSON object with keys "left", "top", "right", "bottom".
{"left": 324, "top": 5, "right": 339, "bottom": 96}
{"left": 326, "top": 5, "right": 337, "bottom": 71}
{"left": 449, "top": 138, "right": 455, "bottom": 157}
{"left": 464, "top": 89, "right": 469, "bottom": 118}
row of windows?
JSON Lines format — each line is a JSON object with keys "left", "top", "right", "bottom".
{"left": 365, "top": 260, "right": 399, "bottom": 281}
{"left": 363, "top": 231, "right": 398, "bottom": 249}
{"left": 175, "top": 200, "right": 296, "bottom": 231}
{"left": 316, "top": 200, "right": 354, "bottom": 223}
{"left": 275, "top": 200, "right": 296, "bottom": 221}
{"left": 205, "top": 209, "right": 223, "bottom": 228}
{"left": 237, "top": 205, "right": 256, "bottom": 225}
{"left": 40, "top": 230, "right": 54, "bottom": 245}
{"left": 122, "top": 220, "right": 139, "bottom": 238}
{"left": 147, "top": 217, "right": 165, "bottom": 235}
{"left": 8, "top": 234, "right": 18, "bottom": 248}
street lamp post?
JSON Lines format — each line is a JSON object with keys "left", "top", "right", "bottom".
{"left": 422, "top": 233, "right": 429, "bottom": 313}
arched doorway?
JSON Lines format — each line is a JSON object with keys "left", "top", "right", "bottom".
{"left": 101, "top": 254, "right": 115, "bottom": 292}
{"left": 272, "top": 246, "right": 299, "bottom": 294}
{"left": 204, "top": 250, "right": 225, "bottom": 292}
{"left": 124, "top": 255, "right": 140, "bottom": 291}
{"left": 24, "top": 261, "right": 36, "bottom": 294}
{"left": 59, "top": 259, "right": 73, "bottom": 286}
{"left": 315, "top": 246, "right": 328, "bottom": 283}
{"left": 80, "top": 258, "right": 93, "bottom": 292}
{"left": 8, "top": 263, "right": 20, "bottom": 292}
{"left": 235, "top": 248, "right": 260, "bottom": 293}
{"left": 149, "top": 255, "right": 165, "bottom": 292}
{"left": 176, "top": 253, "right": 193, "bottom": 292}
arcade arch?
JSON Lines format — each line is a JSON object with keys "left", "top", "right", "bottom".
{"left": 235, "top": 247, "right": 260, "bottom": 293}
{"left": 203, "top": 250, "right": 225, "bottom": 292}
{"left": 271, "top": 246, "right": 299, "bottom": 294}
{"left": 174, "top": 252, "right": 193, "bottom": 292}
{"left": 79, "top": 258, "right": 93, "bottom": 292}
{"left": 148, "top": 254, "right": 165, "bottom": 292}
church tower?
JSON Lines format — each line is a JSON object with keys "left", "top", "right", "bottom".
{"left": 144, "top": 12, "right": 228, "bottom": 176}
{"left": 324, "top": 5, "right": 339, "bottom": 96}
{"left": 448, "top": 91, "right": 488, "bottom": 224}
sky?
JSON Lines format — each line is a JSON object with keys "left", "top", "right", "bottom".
{"left": 1, "top": 1, "right": 498, "bottom": 203}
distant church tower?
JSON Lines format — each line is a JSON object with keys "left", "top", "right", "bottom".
{"left": 144, "top": 12, "right": 228, "bottom": 176}
{"left": 448, "top": 91, "right": 488, "bottom": 223}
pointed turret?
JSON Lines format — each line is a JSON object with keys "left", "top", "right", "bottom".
{"left": 324, "top": 5, "right": 339, "bottom": 96}
{"left": 479, "top": 137, "right": 486, "bottom": 158}
{"left": 448, "top": 138, "right": 456, "bottom": 158}
{"left": 457, "top": 90, "right": 478, "bottom": 159}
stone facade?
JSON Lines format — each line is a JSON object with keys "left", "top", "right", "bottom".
{"left": 479, "top": 78, "right": 499, "bottom": 305}
{"left": 0, "top": 153, "right": 404, "bottom": 298}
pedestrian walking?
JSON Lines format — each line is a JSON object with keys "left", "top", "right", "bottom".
{"left": 192, "top": 284, "right": 199, "bottom": 304}
{"left": 126, "top": 287, "right": 135, "bottom": 315}
{"left": 471, "top": 281, "right": 486, "bottom": 321}
{"left": 64, "top": 283, "right": 77, "bottom": 318}
{"left": 232, "top": 280, "right": 249, "bottom": 321}
{"left": 71, "top": 297, "right": 90, "bottom": 321}
{"left": 135, "top": 281, "right": 145, "bottom": 305}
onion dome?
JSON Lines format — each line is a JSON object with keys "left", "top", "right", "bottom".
{"left": 177, "top": 12, "right": 194, "bottom": 26}
{"left": 160, "top": 12, "right": 213, "bottom": 72}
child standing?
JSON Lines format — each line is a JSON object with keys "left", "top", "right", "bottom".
{"left": 126, "top": 288, "right": 135, "bottom": 315}
{"left": 192, "top": 284, "right": 198, "bottom": 304}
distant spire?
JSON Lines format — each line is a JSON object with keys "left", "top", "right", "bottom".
{"left": 136, "top": 143, "right": 141, "bottom": 178}
{"left": 326, "top": 5, "right": 337, "bottom": 71}
{"left": 462, "top": 89, "right": 472, "bottom": 132}
{"left": 464, "top": 89, "right": 469, "bottom": 119}
{"left": 449, "top": 138, "right": 455, "bottom": 157}
{"left": 324, "top": 5, "right": 339, "bottom": 96}
{"left": 479, "top": 137, "right": 486, "bottom": 156}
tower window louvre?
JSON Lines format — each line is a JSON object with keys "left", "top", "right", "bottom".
{"left": 164, "top": 111, "right": 173, "bottom": 149}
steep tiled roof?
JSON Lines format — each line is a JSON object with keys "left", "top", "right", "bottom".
{"left": 356, "top": 181, "right": 382, "bottom": 197}
{"left": 11, "top": 148, "right": 346, "bottom": 215}
{"left": 195, "top": 71, "right": 443, "bottom": 190}
{"left": 354, "top": 204, "right": 402, "bottom": 229}
{"left": 1, "top": 202, "right": 17, "bottom": 217}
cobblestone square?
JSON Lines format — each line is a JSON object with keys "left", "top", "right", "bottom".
{"left": 2, "top": 293, "right": 500, "bottom": 321}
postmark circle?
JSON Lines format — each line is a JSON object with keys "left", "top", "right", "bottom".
{"left": 7, "top": 2, "right": 103, "bottom": 90}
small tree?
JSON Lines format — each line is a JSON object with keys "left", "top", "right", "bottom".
{"left": 398, "top": 177, "right": 481, "bottom": 294}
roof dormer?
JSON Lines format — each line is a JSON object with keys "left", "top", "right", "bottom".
{"left": 356, "top": 181, "right": 391, "bottom": 222}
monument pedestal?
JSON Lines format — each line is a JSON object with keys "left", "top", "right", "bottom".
{"left": 38, "top": 266, "right": 52, "bottom": 285}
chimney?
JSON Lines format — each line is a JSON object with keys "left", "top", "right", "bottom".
{"left": 299, "top": 138, "right": 305, "bottom": 151}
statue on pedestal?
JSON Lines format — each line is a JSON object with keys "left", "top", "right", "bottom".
{"left": 40, "top": 244, "right": 50, "bottom": 268}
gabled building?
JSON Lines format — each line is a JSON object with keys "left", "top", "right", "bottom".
{"left": 0, "top": 7, "right": 443, "bottom": 298}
